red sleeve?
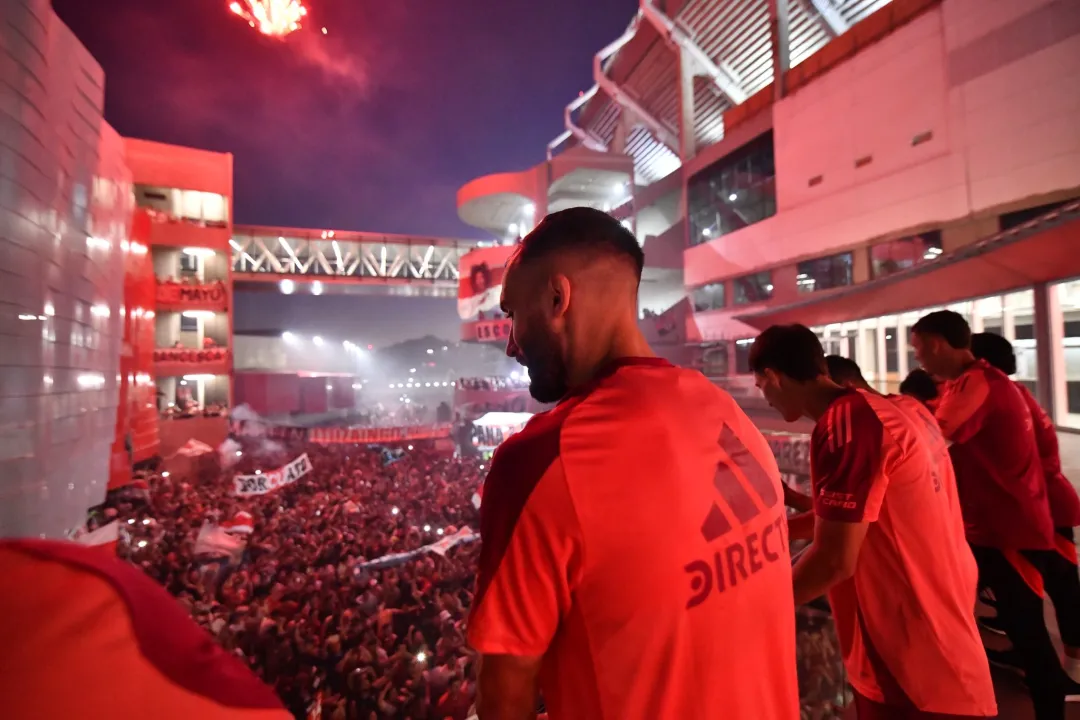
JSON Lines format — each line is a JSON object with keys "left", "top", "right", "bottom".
{"left": 934, "top": 368, "right": 991, "bottom": 444}
{"left": 467, "top": 458, "right": 581, "bottom": 656}
{"left": 811, "top": 393, "right": 887, "bottom": 523}
{"left": 1015, "top": 382, "right": 1062, "bottom": 477}
{"left": 467, "top": 409, "right": 582, "bottom": 657}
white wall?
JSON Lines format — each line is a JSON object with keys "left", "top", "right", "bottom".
{"left": 686, "top": 0, "right": 1080, "bottom": 285}
{"left": 0, "top": 0, "right": 129, "bottom": 537}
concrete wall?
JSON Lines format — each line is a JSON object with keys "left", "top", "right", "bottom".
{"left": 0, "top": 0, "right": 130, "bottom": 537}
{"left": 685, "top": 0, "right": 1080, "bottom": 286}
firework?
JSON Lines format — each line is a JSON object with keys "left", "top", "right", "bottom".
{"left": 229, "top": 1, "right": 308, "bottom": 38}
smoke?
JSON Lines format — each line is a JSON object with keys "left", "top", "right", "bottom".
{"left": 291, "top": 32, "right": 370, "bottom": 93}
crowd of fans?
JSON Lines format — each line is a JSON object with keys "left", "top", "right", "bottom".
{"left": 456, "top": 376, "right": 528, "bottom": 392}
{"left": 100, "top": 435, "right": 847, "bottom": 720}
{"left": 117, "top": 441, "right": 485, "bottom": 719}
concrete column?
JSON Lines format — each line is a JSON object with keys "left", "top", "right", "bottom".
{"left": 1033, "top": 281, "right": 1065, "bottom": 418}
{"left": 677, "top": 47, "right": 697, "bottom": 161}
{"left": 768, "top": 0, "right": 791, "bottom": 100}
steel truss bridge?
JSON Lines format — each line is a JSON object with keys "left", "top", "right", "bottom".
{"left": 230, "top": 226, "right": 481, "bottom": 298}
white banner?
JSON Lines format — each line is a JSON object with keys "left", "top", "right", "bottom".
{"left": 427, "top": 526, "right": 475, "bottom": 557}
{"left": 194, "top": 522, "right": 246, "bottom": 559}
{"left": 233, "top": 453, "right": 312, "bottom": 496}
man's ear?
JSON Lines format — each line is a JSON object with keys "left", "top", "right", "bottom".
{"left": 550, "top": 273, "right": 572, "bottom": 319}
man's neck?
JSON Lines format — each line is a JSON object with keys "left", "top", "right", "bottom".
{"left": 942, "top": 351, "right": 978, "bottom": 380}
{"left": 569, "top": 326, "right": 655, "bottom": 389}
{"left": 804, "top": 380, "right": 851, "bottom": 422}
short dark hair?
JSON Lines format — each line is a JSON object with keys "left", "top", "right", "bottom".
{"left": 970, "top": 332, "right": 1017, "bottom": 375}
{"left": 910, "top": 310, "right": 971, "bottom": 349}
{"left": 824, "top": 355, "right": 865, "bottom": 385}
{"left": 899, "top": 369, "right": 939, "bottom": 403}
{"left": 748, "top": 324, "right": 826, "bottom": 382}
{"left": 516, "top": 207, "right": 644, "bottom": 280}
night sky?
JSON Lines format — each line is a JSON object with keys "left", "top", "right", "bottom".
{"left": 52, "top": 0, "right": 637, "bottom": 345}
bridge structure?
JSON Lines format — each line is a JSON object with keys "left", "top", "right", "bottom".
{"left": 230, "top": 225, "right": 485, "bottom": 298}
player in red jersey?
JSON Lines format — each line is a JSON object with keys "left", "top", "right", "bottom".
{"left": 468, "top": 208, "right": 799, "bottom": 720}
{"left": 0, "top": 540, "right": 291, "bottom": 720}
{"left": 911, "top": 310, "right": 1067, "bottom": 720}
{"left": 750, "top": 325, "right": 996, "bottom": 719}
{"left": 971, "top": 332, "right": 1080, "bottom": 682}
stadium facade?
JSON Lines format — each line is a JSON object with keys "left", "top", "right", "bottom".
{"left": 2, "top": 0, "right": 1077, "bottom": 535}
{"left": 454, "top": 0, "right": 1080, "bottom": 463}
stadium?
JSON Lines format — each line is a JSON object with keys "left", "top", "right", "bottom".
{"left": 1, "top": 0, "right": 1079, "bottom": 717}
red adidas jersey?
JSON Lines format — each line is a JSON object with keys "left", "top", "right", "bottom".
{"left": 934, "top": 360, "right": 1055, "bottom": 550}
{"left": 1014, "top": 382, "right": 1080, "bottom": 528}
{"left": 0, "top": 540, "right": 289, "bottom": 720}
{"left": 468, "top": 357, "right": 799, "bottom": 720}
{"left": 811, "top": 390, "right": 996, "bottom": 715}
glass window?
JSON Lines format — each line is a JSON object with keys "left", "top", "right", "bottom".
{"left": 870, "top": 231, "right": 943, "bottom": 278}
{"left": 180, "top": 314, "right": 198, "bottom": 332}
{"left": 691, "top": 282, "right": 726, "bottom": 312}
{"left": 796, "top": 253, "right": 854, "bottom": 294}
{"left": 734, "top": 339, "right": 753, "bottom": 374}
{"left": 687, "top": 132, "right": 776, "bottom": 247}
{"left": 884, "top": 327, "right": 899, "bottom": 373}
{"left": 733, "top": 271, "right": 774, "bottom": 305}
{"left": 700, "top": 344, "right": 729, "bottom": 376}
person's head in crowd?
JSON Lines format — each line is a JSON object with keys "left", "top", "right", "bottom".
{"left": 909, "top": 310, "right": 974, "bottom": 380}
{"left": 500, "top": 207, "right": 650, "bottom": 403}
{"left": 899, "top": 369, "right": 940, "bottom": 406}
{"left": 824, "top": 354, "right": 873, "bottom": 392}
{"left": 970, "top": 331, "right": 1017, "bottom": 375}
{"left": 749, "top": 324, "right": 841, "bottom": 422}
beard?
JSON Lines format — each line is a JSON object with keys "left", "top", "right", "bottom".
{"left": 518, "top": 328, "right": 567, "bottom": 404}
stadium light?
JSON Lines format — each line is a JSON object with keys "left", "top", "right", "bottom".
{"left": 255, "top": 469, "right": 262, "bottom": 475}
{"left": 407, "top": 445, "right": 414, "bottom": 451}
{"left": 524, "top": 203, "right": 535, "bottom": 216}
{"left": 728, "top": 192, "right": 738, "bottom": 202}
{"left": 423, "top": 524, "right": 431, "bottom": 532}
{"left": 509, "top": 222, "right": 519, "bottom": 235}
{"left": 409, "top": 368, "right": 416, "bottom": 373}
{"left": 311, "top": 281, "right": 323, "bottom": 296}
{"left": 282, "top": 331, "right": 296, "bottom": 342}
{"left": 280, "top": 279, "right": 295, "bottom": 294}
{"left": 313, "top": 336, "right": 324, "bottom": 346}
{"left": 426, "top": 348, "right": 434, "bottom": 354}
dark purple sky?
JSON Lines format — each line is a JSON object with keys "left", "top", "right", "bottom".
{"left": 53, "top": 0, "right": 637, "bottom": 344}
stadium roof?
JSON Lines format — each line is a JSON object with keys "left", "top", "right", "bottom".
{"left": 558, "top": 0, "right": 897, "bottom": 184}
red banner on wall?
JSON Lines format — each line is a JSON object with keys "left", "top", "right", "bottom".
{"left": 462, "top": 318, "right": 513, "bottom": 344}
{"left": 309, "top": 424, "right": 452, "bottom": 445}
{"left": 156, "top": 280, "right": 228, "bottom": 310}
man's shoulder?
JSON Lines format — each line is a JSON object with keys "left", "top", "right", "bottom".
{"left": 811, "top": 390, "right": 884, "bottom": 451}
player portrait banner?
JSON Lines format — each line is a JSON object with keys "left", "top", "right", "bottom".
{"left": 233, "top": 453, "right": 312, "bottom": 496}
{"left": 309, "top": 424, "right": 452, "bottom": 445}
{"left": 458, "top": 245, "right": 517, "bottom": 319}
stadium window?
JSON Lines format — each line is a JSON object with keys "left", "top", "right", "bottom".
{"left": 734, "top": 339, "right": 753, "bottom": 374}
{"left": 796, "top": 252, "right": 854, "bottom": 294}
{"left": 884, "top": 327, "right": 899, "bottom": 373}
{"left": 691, "top": 282, "right": 726, "bottom": 312}
{"left": 179, "top": 314, "right": 198, "bottom": 332}
{"left": 733, "top": 271, "right": 774, "bottom": 305}
{"left": 700, "top": 343, "right": 729, "bottom": 376}
{"left": 687, "top": 132, "right": 776, "bottom": 247}
{"left": 179, "top": 251, "right": 198, "bottom": 272}
{"left": 870, "top": 231, "right": 943, "bottom": 279}
{"left": 1000, "top": 198, "right": 1077, "bottom": 231}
